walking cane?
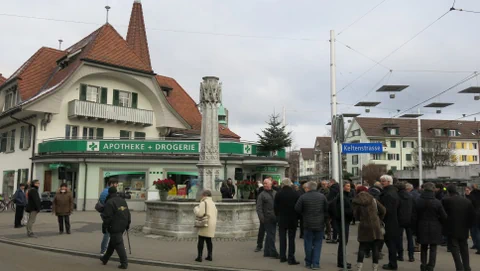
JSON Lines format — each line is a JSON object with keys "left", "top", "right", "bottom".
{"left": 126, "top": 230, "right": 132, "bottom": 255}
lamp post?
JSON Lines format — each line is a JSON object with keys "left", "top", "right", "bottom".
{"left": 330, "top": 30, "right": 339, "bottom": 181}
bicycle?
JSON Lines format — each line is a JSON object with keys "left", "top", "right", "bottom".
{"left": 0, "top": 196, "right": 16, "bottom": 212}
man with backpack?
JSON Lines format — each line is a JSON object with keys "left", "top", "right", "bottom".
{"left": 396, "top": 182, "right": 416, "bottom": 263}
{"left": 98, "top": 179, "right": 119, "bottom": 255}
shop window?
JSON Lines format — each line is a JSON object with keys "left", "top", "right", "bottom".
{"left": 65, "top": 125, "right": 79, "bottom": 139}
{"left": 2, "top": 170, "right": 15, "bottom": 197}
{"left": 103, "top": 171, "right": 146, "bottom": 200}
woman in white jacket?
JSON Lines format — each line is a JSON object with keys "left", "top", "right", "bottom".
{"left": 194, "top": 190, "right": 218, "bottom": 262}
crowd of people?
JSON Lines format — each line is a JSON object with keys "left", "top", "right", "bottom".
{"left": 254, "top": 176, "right": 480, "bottom": 271}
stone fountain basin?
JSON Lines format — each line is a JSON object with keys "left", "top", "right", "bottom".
{"left": 143, "top": 200, "right": 260, "bottom": 238}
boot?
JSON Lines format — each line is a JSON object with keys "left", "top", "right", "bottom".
{"left": 372, "top": 263, "right": 378, "bottom": 271}
{"left": 117, "top": 264, "right": 128, "bottom": 269}
{"left": 420, "top": 264, "right": 427, "bottom": 271}
{"left": 356, "top": 262, "right": 363, "bottom": 271}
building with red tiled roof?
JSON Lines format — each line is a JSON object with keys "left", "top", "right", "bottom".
{"left": 0, "top": 1, "right": 285, "bottom": 210}
{"left": 313, "top": 136, "right": 331, "bottom": 176}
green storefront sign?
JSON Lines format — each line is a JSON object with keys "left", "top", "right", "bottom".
{"left": 256, "top": 166, "right": 278, "bottom": 172}
{"left": 38, "top": 140, "right": 286, "bottom": 158}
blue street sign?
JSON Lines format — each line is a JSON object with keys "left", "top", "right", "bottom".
{"left": 342, "top": 143, "right": 383, "bottom": 154}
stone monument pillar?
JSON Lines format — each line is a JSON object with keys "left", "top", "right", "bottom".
{"left": 197, "top": 76, "right": 223, "bottom": 200}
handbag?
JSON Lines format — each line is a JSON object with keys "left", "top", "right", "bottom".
{"left": 95, "top": 200, "right": 105, "bottom": 213}
{"left": 373, "top": 199, "right": 386, "bottom": 235}
{"left": 194, "top": 201, "right": 209, "bottom": 228}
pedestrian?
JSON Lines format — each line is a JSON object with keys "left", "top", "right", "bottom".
{"left": 468, "top": 184, "right": 480, "bottom": 254}
{"left": 442, "top": 184, "right": 475, "bottom": 271}
{"left": 99, "top": 179, "right": 119, "bottom": 255}
{"left": 415, "top": 182, "right": 447, "bottom": 271}
{"left": 256, "top": 178, "right": 279, "bottom": 258}
{"left": 379, "top": 175, "right": 401, "bottom": 270}
{"left": 220, "top": 181, "right": 233, "bottom": 199}
{"left": 406, "top": 183, "right": 420, "bottom": 202}
{"left": 395, "top": 181, "right": 416, "bottom": 262}
{"left": 274, "top": 178, "right": 300, "bottom": 265}
{"left": 295, "top": 181, "right": 328, "bottom": 270}
{"left": 26, "top": 179, "right": 41, "bottom": 238}
{"left": 227, "top": 178, "right": 236, "bottom": 198}
{"left": 353, "top": 186, "right": 386, "bottom": 271}
{"left": 327, "top": 178, "right": 340, "bottom": 244}
{"left": 13, "top": 183, "right": 27, "bottom": 228}
{"left": 368, "top": 181, "right": 383, "bottom": 201}
{"left": 254, "top": 179, "right": 265, "bottom": 252}
{"left": 100, "top": 187, "right": 131, "bottom": 269}
{"left": 318, "top": 180, "right": 331, "bottom": 239}
{"left": 331, "top": 181, "right": 354, "bottom": 269}
{"left": 298, "top": 181, "right": 307, "bottom": 239}
{"left": 52, "top": 183, "right": 74, "bottom": 234}
{"left": 194, "top": 190, "right": 218, "bottom": 262}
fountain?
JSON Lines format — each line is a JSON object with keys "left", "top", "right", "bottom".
{"left": 143, "top": 77, "right": 259, "bottom": 238}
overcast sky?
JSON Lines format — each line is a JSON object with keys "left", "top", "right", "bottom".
{"left": 2, "top": 0, "right": 480, "bottom": 148}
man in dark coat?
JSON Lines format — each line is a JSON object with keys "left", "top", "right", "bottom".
{"left": 256, "top": 178, "right": 278, "bottom": 258}
{"left": 415, "top": 182, "right": 447, "bottom": 271}
{"left": 396, "top": 182, "right": 416, "bottom": 262}
{"left": 100, "top": 187, "right": 131, "bottom": 269}
{"left": 442, "top": 184, "right": 475, "bottom": 271}
{"left": 468, "top": 185, "right": 480, "bottom": 254}
{"left": 274, "top": 178, "right": 300, "bottom": 265}
{"left": 369, "top": 181, "right": 383, "bottom": 200}
{"left": 26, "top": 180, "right": 41, "bottom": 238}
{"left": 379, "top": 175, "right": 401, "bottom": 270}
{"left": 295, "top": 181, "right": 329, "bottom": 270}
{"left": 14, "top": 183, "right": 27, "bottom": 228}
{"left": 327, "top": 179, "right": 340, "bottom": 243}
{"left": 254, "top": 181, "right": 265, "bottom": 252}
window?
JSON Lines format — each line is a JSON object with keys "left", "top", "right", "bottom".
{"left": 79, "top": 84, "right": 107, "bottom": 104}
{"left": 120, "top": 130, "right": 131, "bottom": 139}
{"left": 388, "top": 153, "right": 400, "bottom": 160}
{"left": 461, "top": 143, "right": 466, "bottom": 149}
{"left": 161, "top": 87, "right": 172, "bottom": 97}
{"left": 474, "top": 155, "right": 478, "bottom": 162}
{"left": 403, "top": 141, "right": 414, "bottom": 148}
{"left": 0, "top": 133, "right": 7, "bottom": 152}
{"left": 7, "top": 129, "right": 15, "bottom": 152}
{"left": 82, "top": 127, "right": 103, "bottom": 139}
{"left": 450, "top": 142, "right": 456, "bottom": 149}
{"left": 86, "top": 85, "right": 100, "bottom": 102}
{"left": 352, "top": 167, "right": 359, "bottom": 176}
{"left": 134, "top": 132, "right": 146, "bottom": 140}
{"left": 390, "top": 140, "right": 397, "bottom": 148}
{"left": 113, "top": 90, "right": 138, "bottom": 109}
{"left": 371, "top": 153, "right": 382, "bottom": 160}
{"left": 434, "top": 129, "right": 443, "bottom": 136}
{"left": 403, "top": 167, "right": 415, "bottom": 170}
{"left": 388, "top": 128, "right": 399, "bottom": 135}
{"left": 19, "top": 126, "right": 31, "bottom": 150}
{"left": 65, "top": 125, "right": 79, "bottom": 139}
{"left": 352, "top": 155, "right": 359, "bottom": 165}
{"left": 351, "top": 129, "right": 361, "bottom": 136}
{"left": 4, "top": 89, "right": 17, "bottom": 111}
{"left": 473, "top": 143, "right": 478, "bottom": 150}
{"left": 118, "top": 91, "right": 131, "bottom": 107}
{"left": 406, "top": 154, "right": 412, "bottom": 161}
{"left": 449, "top": 130, "right": 458, "bottom": 137}
{"left": 391, "top": 166, "right": 397, "bottom": 171}
{"left": 461, "top": 155, "right": 467, "bottom": 162}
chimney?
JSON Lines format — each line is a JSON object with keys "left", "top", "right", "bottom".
{"left": 126, "top": 0, "right": 152, "bottom": 70}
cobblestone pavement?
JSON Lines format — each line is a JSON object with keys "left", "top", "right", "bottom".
{"left": 0, "top": 211, "right": 479, "bottom": 270}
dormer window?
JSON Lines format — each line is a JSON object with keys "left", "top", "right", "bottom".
{"left": 387, "top": 128, "right": 399, "bottom": 135}
{"left": 448, "top": 129, "right": 458, "bottom": 137}
{"left": 433, "top": 129, "right": 444, "bottom": 136}
{"left": 351, "top": 129, "right": 361, "bottom": 136}
{"left": 4, "top": 88, "right": 18, "bottom": 111}
{"left": 161, "top": 86, "right": 172, "bottom": 97}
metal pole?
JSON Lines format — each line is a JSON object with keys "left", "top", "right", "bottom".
{"left": 329, "top": 151, "right": 332, "bottom": 179}
{"left": 418, "top": 108, "right": 423, "bottom": 187}
{"left": 337, "top": 141, "right": 347, "bottom": 271}
{"left": 330, "top": 30, "right": 339, "bottom": 182}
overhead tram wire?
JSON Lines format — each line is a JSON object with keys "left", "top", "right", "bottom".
{"left": 337, "top": 0, "right": 391, "bottom": 36}
{"left": 336, "top": 40, "right": 391, "bottom": 71}
{"left": 0, "top": 13, "right": 323, "bottom": 42}
{"left": 337, "top": 8, "right": 452, "bottom": 95}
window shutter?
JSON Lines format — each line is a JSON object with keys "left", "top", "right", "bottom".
{"left": 96, "top": 128, "right": 104, "bottom": 139}
{"left": 113, "top": 90, "right": 120, "bottom": 106}
{"left": 80, "top": 84, "right": 87, "bottom": 101}
{"left": 101, "top": 87, "right": 108, "bottom": 104}
{"left": 131, "top": 92, "right": 138, "bottom": 109}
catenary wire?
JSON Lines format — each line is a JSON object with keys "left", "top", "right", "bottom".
{"left": 337, "top": 0, "right": 391, "bottom": 36}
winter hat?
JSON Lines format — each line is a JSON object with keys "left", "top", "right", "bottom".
{"left": 108, "top": 187, "right": 117, "bottom": 195}
{"left": 356, "top": 186, "right": 368, "bottom": 193}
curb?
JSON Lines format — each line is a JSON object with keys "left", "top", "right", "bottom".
{"left": 0, "top": 237, "right": 267, "bottom": 271}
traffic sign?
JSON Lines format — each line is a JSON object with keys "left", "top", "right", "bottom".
{"left": 341, "top": 143, "right": 383, "bottom": 154}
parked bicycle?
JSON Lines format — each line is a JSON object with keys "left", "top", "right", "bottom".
{"left": 0, "top": 195, "right": 16, "bottom": 212}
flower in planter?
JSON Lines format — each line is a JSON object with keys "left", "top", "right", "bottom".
{"left": 236, "top": 180, "right": 257, "bottom": 192}
{"left": 154, "top": 179, "right": 176, "bottom": 192}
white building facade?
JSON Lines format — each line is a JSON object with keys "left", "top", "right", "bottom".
{"left": 299, "top": 148, "right": 315, "bottom": 176}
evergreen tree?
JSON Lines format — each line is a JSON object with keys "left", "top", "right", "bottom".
{"left": 257, "top": 114, "right": 292, "bottom": 153}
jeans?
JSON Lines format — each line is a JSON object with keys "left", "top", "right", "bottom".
{"left": 304, "top": 229, "right": 324, "bottom": 268}
{"left": 197, "top": 235, "right": 213, "bottom": 258}
{"left": 358, "top": 241, "right": 380, "bottom": 264}
{"left": 26, "top": 211, "right": 38, "bottom": 236}
{"left": 448, "top": 237, "right": 470, "bottom": 271}
{"left": 57, "top": 215, "right": 70, "bottom": 233}
{"left": 385, "top": 237, "right": 398, "bottom": 268}
{"left": 101, "top": 232, "right": 110, "bottom": 253}
{"left": 420, "top": 244, "right": 437, "bottom": 268}
{"left": 101, "top": 232, "right": 127, "bottom": 266}
{"left": 337, "top": 221, "right": 350, "bottom": 266}
{"left": 279, "top": 226, "right": 297, "bottom": 261}
{"left": 256, "top": 222, "right": 265, "bottom": 249}
{"left": 397, "top": 227, "right": 414, "bottom": 258}
{"left": 264, "top": 222, "right": 278, "bottom": 257}
{"left": 14, "top": 205, "right": 25, "bottom": 227}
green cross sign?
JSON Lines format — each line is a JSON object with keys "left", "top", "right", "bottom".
{"left": 87, "top": 141, "right": 99, "bottom": 151}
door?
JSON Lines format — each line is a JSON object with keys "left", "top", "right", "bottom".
{"left": 44, "top": 171, "right": 52, "bottom": 192}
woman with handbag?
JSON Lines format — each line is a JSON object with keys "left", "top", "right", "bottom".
{"left": 194, "top": 190, "right": 218, "bottom": 262}
{"left": 352, "top": 186, "right": 386, "bottom": 271}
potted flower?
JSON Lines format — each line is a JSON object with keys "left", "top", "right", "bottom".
{"left": 236, "top": 180, "right": 257, "bottom": 200}
{"left": 154, "top": 179, "right": 175, "bottom": 201}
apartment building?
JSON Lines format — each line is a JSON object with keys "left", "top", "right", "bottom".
{"left": 313, "top": 136, "right": 331, "bottom": 177}
{"left": 299, "top": 148, "right": 315, "bottom": 176}
{"left": 345, "top": 117, "right": 480, "bottom": 176}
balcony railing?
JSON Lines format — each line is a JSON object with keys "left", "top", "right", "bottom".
{"left": 68, "top": 100, "right": 153, "bottom": 126}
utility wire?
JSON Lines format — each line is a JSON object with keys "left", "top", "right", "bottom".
{"left": 337, "top": 0, "right": 391, "bottom": 36}
{"left": 452, "top": 8, "right": 480, "bottom": 14}
{"left": 0, "top": 13, "right": 323, "bottom": 42}
{"left": 336, "top": 40, "right": 391, "bottom": 71}
{"left": 338, "top": 9, "right": 452, "bottom": 94}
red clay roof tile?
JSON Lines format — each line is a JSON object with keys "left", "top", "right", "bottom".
{"left": 0, "top": 74, "right": 6, "bottom": 86}
{"left": 126, "top": 2, "right": 152, "bottom": 70}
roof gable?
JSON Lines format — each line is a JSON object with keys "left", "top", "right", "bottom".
{"left": 300, "top": 148, "right": 314, "bottom": 160}
{"left": 314, "top": 136, "right": 331, "bottom": 152}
